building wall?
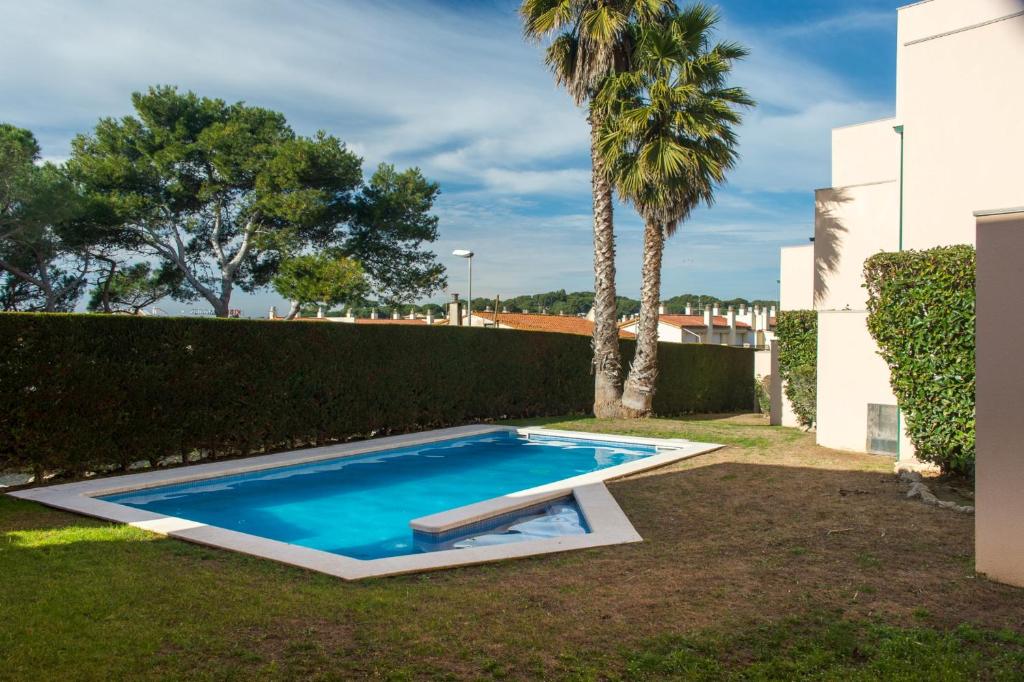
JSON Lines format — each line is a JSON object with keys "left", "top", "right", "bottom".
{"left": 897, "top": 1, "right": 1024, "bottom": 250}
{"left": 816, "top": 311, "right": 900, "bottom": 453}
{"left": 780, "top": 245, "right": 814, "bottom": 311}
{"left": 975, "top": 208, "right": 1024, "bottom": 587}
{"left": 814, "top": 182, "right": 899, "bottom": 311}
{"left": 830, "top": 118, "right": 899, "bottom": 188}
{"left": 780, "top": 0, "right": 1024, "bottom": 459}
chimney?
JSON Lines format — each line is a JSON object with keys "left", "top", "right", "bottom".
{"left": 391, "top": 309, "right": 400, "bottom": 320}
{"left": 502, "top": 306, "right": 509, "bottom": 313}
{"left": 739, "top": 303, "right": 747, "bottom": 316}
{"left": 346, "top": 307, "right": 354, "bottom": 319}
{"left": 712, "top": 303, "right": 721, "bottom": 317}
{"left": 269, "top": 306, "right": 277, "bottom": 320}
{"left": 703, "top": 307, "right": 713, "bottom": 344}
{"left": 727, "top": 306, "right": 737, "bottom": 346}
{"left": 447, "top": 294, "right": 463, "bottom": 326}
{"left": 426, "top": 310, "right": 434, "bottom": 325}
{"left": 370, "top": 308, "right": 379, "bottom": 320}
{"left": 769, "top": 305, "right": 777, "bottom": 319}
{"left": 317, "top": 305, "right": 325, "bottom": 319}
{"left": 684, "top": 303, "right": 692, "bottom": 315}
{"left": 658, "top": 302, "right": 667, "bottom": 315}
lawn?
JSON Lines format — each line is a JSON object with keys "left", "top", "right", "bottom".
{"left": 2, "top": 415, "right": 1023, "bottom": 680}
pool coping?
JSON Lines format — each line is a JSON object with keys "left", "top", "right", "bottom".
{"left": 7, "top": 424, "right": 721, "bottom": 579}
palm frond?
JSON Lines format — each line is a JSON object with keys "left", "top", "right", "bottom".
{"left": 596, "top": 2, "right": 752, "bottom": 232}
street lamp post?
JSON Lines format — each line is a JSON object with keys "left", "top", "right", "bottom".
{"left": 452, "top": 249, "right": 474, "bottom": 327}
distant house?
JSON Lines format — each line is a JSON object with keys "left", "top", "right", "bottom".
{"left": 457, "top": 309, "right": 635, "bottom": 339}
{"left": 352, "top": 318, "right": 428, "bottom": 326}
{"left": 618, "top": 303, "right": 774, "bottom": 348}
{"left": 269, "top": 306, "right": 438, "bottom": 325}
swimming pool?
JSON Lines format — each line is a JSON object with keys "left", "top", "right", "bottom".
{"left": 101, "top": 432, "right": 653, "bottom": 559}
{"left": 10, "top": 425, "right": 720, "bottom": 578}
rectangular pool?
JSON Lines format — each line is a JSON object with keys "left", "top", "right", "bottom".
{"left": 101, "top": 432, "right": 658, "bottom": 560}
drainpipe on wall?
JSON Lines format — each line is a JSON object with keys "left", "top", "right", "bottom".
{"left": 893, "top": 124, "right": 905, "bottom": 460}
{"left": 893, "top": 125, "right": 905, "bottom": 251}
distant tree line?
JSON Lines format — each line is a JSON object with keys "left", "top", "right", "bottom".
{"left": 329, "top": 289, "right": 777, "bottom": 320}
{"left": 467, "top": 290, "right": 776, "bottom": 317}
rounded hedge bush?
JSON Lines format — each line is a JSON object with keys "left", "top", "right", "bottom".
{"left": 775, "top": 310, "right": 818, "bottom": 428}
{"left": 863, "top": 245, "right": 975, "bottom": 475}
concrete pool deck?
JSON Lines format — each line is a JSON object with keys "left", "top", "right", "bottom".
{"left": 7, "top": 425, "right": 722, "bottom": 579}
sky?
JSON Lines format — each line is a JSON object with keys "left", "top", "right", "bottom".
{"left": 0, "top": 0, "right": 911, "bottom": 316}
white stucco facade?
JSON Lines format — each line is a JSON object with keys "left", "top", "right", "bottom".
{"left": 778, "top": 0, "right": 1024, "bottom": 465}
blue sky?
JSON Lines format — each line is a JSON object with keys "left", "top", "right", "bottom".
{"left": 0, "top": 0, "right": 909, "bottom": 315}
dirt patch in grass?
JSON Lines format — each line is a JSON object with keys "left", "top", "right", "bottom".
{"left": 2, "top": 415, "right": 1021, "bottom": 680}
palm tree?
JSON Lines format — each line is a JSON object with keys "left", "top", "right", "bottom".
{"left": 596, "top": 4, "right": 752, "bottom": 416}
{"left": 520, "top": 0, "right": 674, "bottom": 418}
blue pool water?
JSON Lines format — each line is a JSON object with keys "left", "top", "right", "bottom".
{"left": 101, "top": 432, "right": 656, "bottom": 560}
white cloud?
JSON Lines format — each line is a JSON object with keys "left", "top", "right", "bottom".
{"left": 773, "top": 10, "right": 895, "bottom": 38}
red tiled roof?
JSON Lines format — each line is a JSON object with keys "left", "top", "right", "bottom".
{"left": 354, "top": 318, "right": 428, "bottom": 325}
{"left": 619, "top": 314, "right": 751, "bottom": 330}
{"left": 270, "top": 316, "right": 331, "bottom": 322}
{"left": 472, "top": 311, "right": 635, "bottom": 338}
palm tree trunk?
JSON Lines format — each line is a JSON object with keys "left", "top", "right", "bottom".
{"left": 621, "top": 217, "right": 665, "bottom": 417}
{"left": 589, "top": 112, "right": 623, "bottom": 418}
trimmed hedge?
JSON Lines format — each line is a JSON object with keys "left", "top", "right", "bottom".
{"left": 775, "top": 310, "right": 818, "bottom": 428}
{"left": 0, "top": 314, "right": 753, "bottom": 478}
{"left": 863, "top": 245, "right": 975, "bottom": 475}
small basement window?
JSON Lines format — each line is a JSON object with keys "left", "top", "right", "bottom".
{"left": 866, "top": 403, "right": 898, "bottom": 455}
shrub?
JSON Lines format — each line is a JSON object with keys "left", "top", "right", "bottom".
{"left": 754, "top": 374, "right": 772, "bottom": 416}
{"left": 775, "top": 310, "right": 818, "bottom": 428}
{"left": 0, "top": 314, "right": 754, "bottom": 478}
{"left": 863, "top": 245, "right": 975, "bottom": 475}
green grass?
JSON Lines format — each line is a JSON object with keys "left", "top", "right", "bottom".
{"left": 500, "top": 413, "right": 796, "bottom": 449}
{"left": 612, "top": 620, "right": 1024, "bottom": 681}
{"left": 2, "top": 414, "right": 1022, "bottom": 680}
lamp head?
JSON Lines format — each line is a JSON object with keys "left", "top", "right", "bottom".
{"left": 452, "top": 249, "right": 474, "bottom": 258}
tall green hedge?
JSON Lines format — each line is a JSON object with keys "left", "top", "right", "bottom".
{"left": 775, "top": 310, "right": 818, "bottom": 428}
{"left": 0, "top": 314, "right": 753, "bottom": 478}
{"left": 863, "top": 245, "right": 975, "bottom": 475}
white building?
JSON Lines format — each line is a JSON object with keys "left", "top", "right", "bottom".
{"left": 778, "top": 0, "right": 1024, "bottom": 468}
{"left": 617, "top": 303, "right": 775, "bottom": 348}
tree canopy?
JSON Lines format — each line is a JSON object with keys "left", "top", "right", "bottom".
{"left": 67, "top": 86, "right": 446, "bottom": 316}
{"left": 0, "top": 124, "right": 105, "bottom": 311}
{"left": 87, "top": 261, "right": 185, "bottom": 315}
{"left": 273, "top": 253, "right": 367, "bottom": 319}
